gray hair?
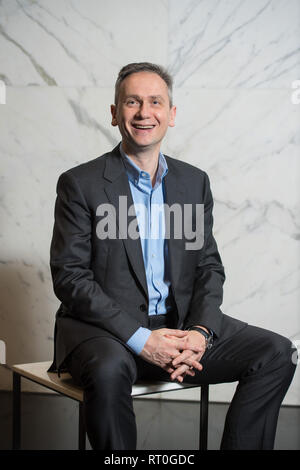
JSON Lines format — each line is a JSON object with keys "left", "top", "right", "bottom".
{"left": 114, "top": 62, "right": 173, "bottom": 107}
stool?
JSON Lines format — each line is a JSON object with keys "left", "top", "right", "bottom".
{"left": 12, "top": 361, "right": 209, "bottom": 450}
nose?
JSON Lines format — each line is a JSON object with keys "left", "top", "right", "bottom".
{"left": 136, "top": 101, "right": 151, "bottom": 119}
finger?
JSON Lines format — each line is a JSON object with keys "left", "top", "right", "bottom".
{"left": 172, "top": 357, "right": 204, "bottom": 379}
{"left": 174, "top": 359, "right": 203, "bottom": 372}
{"left": 163, "top": 329, "right": 188, "bottom": 337}
{"left": 185, "top": 370, "right": 195, "bottom": 377}
{"left": 183, "top": 367, "right": 196, "bottom": 377}
{"left": 173, "top": 372, "right": 185, "bottom": 383}
{"left": 182, "top": 355, "right": 204, "bottom": 372}
{"left": 164, "top": 365, "right": 175, "bottom": 374}
{"left": 180, "top": 369, "right": 195, "bottom": 380}
{"left": 164, "top": 334, "right": 188, "bottom": 340}
{"left": 171, "top": 348, "right": 203, "bottom": 366}
{"left": 171, "top": 364, "right": 190, "bottom": 381}
{"left": 172, "top": 350, "right": 193, "bottom": 366}
{"left": 189, "top": 360, "right": 203, "bottom": 371}
{"left": 172, "top": 339, "right": 203, "bottom": 353}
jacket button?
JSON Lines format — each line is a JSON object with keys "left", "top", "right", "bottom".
{"left": 139, "top": 304, "right": 147, "bottom": 312}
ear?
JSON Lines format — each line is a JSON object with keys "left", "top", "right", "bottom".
{"left": 111, "top": 104, "right": 118, "bottom": 127}
{"left": 168, "top": 105, "right": 176, "bottom": 128}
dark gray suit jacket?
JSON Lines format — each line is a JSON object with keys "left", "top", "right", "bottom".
{"left": 49, "top": 144, "right": 245, "bottom": 372}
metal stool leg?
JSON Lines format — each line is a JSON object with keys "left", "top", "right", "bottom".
{"left": 199, "top": 384, "right": 209, "bottom": 450}
{"left": 78, "top": 402, "right": 86, "bottom": 450}
{"left": 13, "top": 372, "right": 21, "bottom": 450}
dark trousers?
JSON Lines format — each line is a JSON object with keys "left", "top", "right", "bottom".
{"left": 65, "top": 314, "right": 296, "bottom": 450}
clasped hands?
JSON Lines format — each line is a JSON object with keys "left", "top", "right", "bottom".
{"left": 140, "top": 328, "right": 206, "bottom": 383}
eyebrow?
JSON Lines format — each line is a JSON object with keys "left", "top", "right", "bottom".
{"left": 124, "top": 94, "right": 165, "bottom": 102}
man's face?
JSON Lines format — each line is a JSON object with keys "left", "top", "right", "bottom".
{"left": 111, "top": 72, "right": 176, "bottom": 154}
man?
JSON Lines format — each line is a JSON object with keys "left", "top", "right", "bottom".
{"left": 49, "top": 62, "right": 296, "bottom": 450}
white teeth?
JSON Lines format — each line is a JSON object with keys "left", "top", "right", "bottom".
{"left": 134, "top": 125, "right": 154, "bottom": 129}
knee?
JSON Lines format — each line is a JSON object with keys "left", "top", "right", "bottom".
{"left": 264, "top": 332, "right": 296, "bottom": 373}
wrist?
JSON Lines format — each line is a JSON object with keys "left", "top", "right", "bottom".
{"left": 187, "top": 326, "right": 213, "bottom": 350}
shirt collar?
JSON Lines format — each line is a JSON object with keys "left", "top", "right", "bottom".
{"left": 120, "top": 143, "right": 168, "bottom": 189}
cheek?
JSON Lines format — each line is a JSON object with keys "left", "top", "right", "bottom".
{"left": 118, "top": 117, "right": 130, "bottom": 132}
{"left": 116, "top": 107, "right": 129, "bottom": 123}
{"left": 154, "top": 111, "right": 166, "bottom": 125}
{"left": 121, "top": 112, "right": 134, "bottom": 127}
{"left": 159, "top": 109, "right": 172, "bottom": 122}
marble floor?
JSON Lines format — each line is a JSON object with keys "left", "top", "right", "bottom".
{"left": 0, "top": 392, "right": 299, "bottom": 450}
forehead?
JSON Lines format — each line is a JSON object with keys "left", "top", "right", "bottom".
{"left": 119, "top": 71, "right": 169, "bottom": 98}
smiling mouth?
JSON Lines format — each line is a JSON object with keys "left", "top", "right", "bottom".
{"left": 132, "top": 124, "right": 155, "bottom": 129}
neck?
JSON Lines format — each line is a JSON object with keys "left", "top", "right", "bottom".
{"left": 122, "top": 142, "right": 160, "bottom": 186}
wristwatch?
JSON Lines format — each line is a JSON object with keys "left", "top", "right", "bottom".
{"left": 187, "top": 326, "right": 214, "bottom": 350}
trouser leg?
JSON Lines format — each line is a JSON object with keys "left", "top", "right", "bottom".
{"left": 220, "top": 330, "right": 296, "bottom": 450}
{"left": 65, "top": 336, "right": 138, "bottom": 450}
{"left": 184, "top": 324, "right": 297, "bottom": 450}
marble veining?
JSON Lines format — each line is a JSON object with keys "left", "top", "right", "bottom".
{"left": 168, "top": 0, "right": 300, "bottom": 88}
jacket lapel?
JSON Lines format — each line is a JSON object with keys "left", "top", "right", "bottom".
{"left": 103, "top": 146, "right": 148, "bottom": 299}
{"left": 163, "top": 158, "right": 186, "bottom": 291}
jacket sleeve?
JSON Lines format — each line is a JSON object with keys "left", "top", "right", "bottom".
{"left": 50, "top": 171, "right": 141, "bottom": 343}
{"left": 183, "top": 172, "right": 225, "bottom": 337}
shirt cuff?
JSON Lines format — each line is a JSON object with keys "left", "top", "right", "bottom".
{"left": 126, "top": 327, "right": 152, "bottom": 355}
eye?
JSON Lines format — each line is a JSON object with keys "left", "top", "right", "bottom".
{"left": 126, "top": 99, "right": 138, "bottom": 106}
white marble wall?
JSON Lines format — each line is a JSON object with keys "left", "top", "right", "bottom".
{"left": 0, "top": 0, "right": 299, "bottom": 405}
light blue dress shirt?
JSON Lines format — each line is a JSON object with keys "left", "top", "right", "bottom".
{"left": 119, "top": 145, "right": 174, "bottom": 355}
